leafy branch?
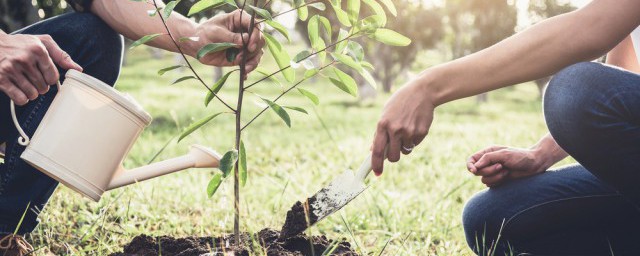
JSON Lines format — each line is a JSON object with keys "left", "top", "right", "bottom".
{"left": 150, "top": 0, "right": 236, "bottom": 112}
{"left": 244, "top": 31, "right": 359, "bottom": 90}
{"left": 241, "top": 60, "right": 336, "bottom": 130}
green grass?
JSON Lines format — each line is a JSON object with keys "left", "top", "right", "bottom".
{"left": 28, "top": 47, "right": 575, "bottom": 255}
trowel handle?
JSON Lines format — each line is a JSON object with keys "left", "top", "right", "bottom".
{"left": 355, "top": 146, "right": 388, "bottom": 182}
{"left": 355, "top": 153, "right": 373, "bottom": 181}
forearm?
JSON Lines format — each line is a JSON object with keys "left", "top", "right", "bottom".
{"left": 422, "top": 0, "right": 640, "bottom": 106}
{"left": 90, "top": 0, "right": 199, "bottom": 56}
{"left": 606, "top": 35, "right": 640, "bottom": 72}
{"left": 531, "top": 134, "right": 568, "bottom": 170}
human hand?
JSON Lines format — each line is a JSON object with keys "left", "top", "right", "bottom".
{"left": 371, "top": 77, "right": 435, "bottom": 175}
{"left": 192, "top": 10, "right": 265, "bottom": 73}
{"left": 0, "top": 33, "right": 82, "bottom": 105}
{"left": 467, "top": 146, "right": 548, "bottom": 187}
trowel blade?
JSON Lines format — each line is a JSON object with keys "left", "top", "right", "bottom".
{"left": 279, "top": 170, "right": 367, "bottom": 239}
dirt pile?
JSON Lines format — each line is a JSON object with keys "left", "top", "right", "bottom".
{"left": 110, "top": 228, "right": 358, "bottom": 256}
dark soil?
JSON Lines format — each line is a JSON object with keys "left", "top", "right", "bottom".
{"left": 110, "top": 228, "right": 358, "bottom": 256}
{"left": 280, "top": 196, "right": 319, "bottom": 240}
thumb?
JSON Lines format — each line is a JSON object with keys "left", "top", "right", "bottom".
{"left": 474, "top": 151, "right": 505, "bottom": 169}
{"left": 40, "top": 37, "right": 82, "bottom": 71}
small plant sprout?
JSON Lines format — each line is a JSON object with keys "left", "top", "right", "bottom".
{"left": 129, "top": 0, "right": 410, "bottom": 244}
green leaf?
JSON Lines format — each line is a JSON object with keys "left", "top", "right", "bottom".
{"left": 347, "top": 41, "right": 364, "bottom": 61}
{"left": 147, "top": 8, "right": 160, "bottom": 16}
{"left": 179, "top": 36, "right": 200, "bottom": 42}
{"left": 378, "top": 0, "right": 397, "bottom": 16}
{"left": 225, "top": 48, "right": 239, "bottom": 62}
{"left": 317, "top": 16, "right": 332, "bottom": 41}
{"left": 197, "top": 43, "right": 237, "bottom": 59}
{"left": 172, "top": 76, "right": 196, "bottom": 85}
{"left": 255, "top": 67, "right": 282, "bottom": 87}
{"left": 312, "top": 38, "right": 326, "bottom": 64}
{"left": 163, "top": 0, "right": 179, "bottom": 19}
{"left": 284, "top": 106, "right": 308, "bottom": 114}
{"left": 303, "top": 69, "right": 319, "bottom": 79}
{"left": 205, "top": 70, "right": 237, "bottom": 106}
{"left": 361, "top": 68, "right": 377, "bottom": 89}
{"left": 188, "top": 0, "right": 226, "bottom": 16}
{"left": 207, "top": 173, "right": 223, "bottom": 198}
{"left": 371, "top": 29, "right": 411, "bottom": 46}
{"left": 248, "top": 5, "right": 272, "bottom": 20}
{"left": 361, "top": 0, "right": 386, "bottom": 26}
{"left": 261, "top": 97, "right": 291, "bottom": 127}
{"left": 331, "top": 53, "right": 362, "bottom": 72}
{"left": 266, "top": 20, "right": 291, "bottom": 42}
{"left": 308, "top": 16, "right": 320, "bottom": 48}
{"left": 130, "top": 34, "right": 162, "bottom": 49}
{"left": 295, "top": 0, "right": 308, "bottom": 20}
{"left": 309, "top": 2, "right": 326, "bottom": 11}
{"left": 360, "top": 61, "right": 374, "bottom": 70}
{"left": 330, "top": 0, "right": 352, "bottom": 27}
{"left": 264, "top": 33, "right": 294, "bottom": 82}
{"left": 239, "top": 140, "right": 247, "bottom": 187}
{"left": 157, "top": 65, "right": 183, "bottom": 76}
{"left": 347, "top": 0, "right": 360, "bottom": 25}
{"left": 328, "top": 67, "right": 358, "bottom": 97}
{"left": 297, "top": 88, "right": 319, "bottom": 105}
{"left": 335, "top": 29, "right": 350, "bottom": 53}
{"left": 219, "top": 150, "right": 238, "bottom": 178}
{"left": 293, "top": 50, "right": 311, "bottom": 63}
{"left": 358, "top": 15, "right": 385, "bottom": 33}
{"left": 178, "top": 112, "right": 224, "bottom": 142}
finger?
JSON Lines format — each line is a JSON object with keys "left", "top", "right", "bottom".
{"left": 232, "top": 10, "right": 253, "bottom": 32}
{"left": 400, "top": 136, "right": 414, "bottom": 155}
{"left": 475, "top": 163, "right": 502, "bottom": 177}
{"left": 4, "top": 85, "right": 29, "bottom": 106}
{"left": 467, "top": 161, "right": 477, "bottom": 174}
{"left": 371, "top": 127, "right": 389, "bottom": 176}
{"left": 474, "top": 151, "right": 505, "bottom": 169}
{"left": 35, "top": 52, "right": 60, "bottom": 85}
{"left": 40, "top": 36, "right": 82, "bottom": 72}
{"left": 470, "top": 145, "right": 507, "bottom": 163}
{"left": 245, "top": 50, "right": 263, "bottom": 73}
{"left": 12, "top": 73, "right": 39, "bottom": 100}
{"left": 387, "top": 132, "right": 402, "bottom": 163}
{"left": 481, "top": 169, "right": 509, "bottom": 187}
{"left": 248, "top": 26, "right": 262, "bottom": 52}
{"left": 23, "top": 64, "right": 48, "bottom": 94}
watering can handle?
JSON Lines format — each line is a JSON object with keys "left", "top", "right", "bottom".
{"left": 10, "top": 81, "right": 62, "bottom": 146}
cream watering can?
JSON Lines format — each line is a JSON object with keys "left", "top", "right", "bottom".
{"left": 8, "top": 70, "right": 221, "bottom": 202}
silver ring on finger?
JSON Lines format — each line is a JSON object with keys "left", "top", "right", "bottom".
{"left": 402, "top": 143, "right": 415, "bottom": 152}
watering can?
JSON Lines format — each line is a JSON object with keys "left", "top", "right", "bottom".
{"left": 8, "top": 69, "right": 221, "bottom": 202}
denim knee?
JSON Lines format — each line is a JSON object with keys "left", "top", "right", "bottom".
{"left": 462, "top": 190, "right": 508, "bottom": 254}
{"left": 543, "top": 62, "right": 613, "bottom": 150}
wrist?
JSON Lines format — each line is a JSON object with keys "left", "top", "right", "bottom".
{"left": 173, "top": 18, "right": 200, "bottom": 57}
{"left": 416, "top": 66, "right": 448, "bottom": 107}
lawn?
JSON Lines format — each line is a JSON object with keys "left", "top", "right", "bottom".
{"left": 27, "top": 47, "right": 575, "bottom": 255}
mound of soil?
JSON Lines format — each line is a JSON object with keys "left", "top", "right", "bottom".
{"left": 110, "top": 228, "right": 358, "bottom": 256}
{"left": 280, "top": 199, "right": 319, "bottom": 240}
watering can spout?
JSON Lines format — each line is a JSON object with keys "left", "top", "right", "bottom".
{"left": 107, "top": 145, "right": 221, "bottom": 190}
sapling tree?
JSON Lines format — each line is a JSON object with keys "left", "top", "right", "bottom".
{"left": 131, "top": 0, "right": 410, "bottom": 244}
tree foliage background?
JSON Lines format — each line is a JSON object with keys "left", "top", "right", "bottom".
{"left": 0, "top": 0, "right": 580, "bottom": 96}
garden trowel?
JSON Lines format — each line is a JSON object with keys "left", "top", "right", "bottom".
{"left": 279, "top": 153, "right": 375, "bottom": 239}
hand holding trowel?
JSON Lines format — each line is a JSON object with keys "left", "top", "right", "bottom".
{"left": 279, "top": 150, "right": 382, "bottom": 239}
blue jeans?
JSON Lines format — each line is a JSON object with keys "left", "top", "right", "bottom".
{"left": 463, "top": 62, "right": 640, "bottom": 255}
{"left": 0, "top": 13, "right": 122, "bottom": 234}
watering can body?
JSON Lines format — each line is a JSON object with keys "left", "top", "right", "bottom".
{"left": 10, "top": 70, "right": 221, "bottom": 202}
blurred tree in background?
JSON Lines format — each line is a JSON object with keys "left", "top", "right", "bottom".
{"left": 446, "top": 0, "right": 517, "bottom": 103}
{"left": 0, "top": 0, "right": 580, "bottom": 98}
